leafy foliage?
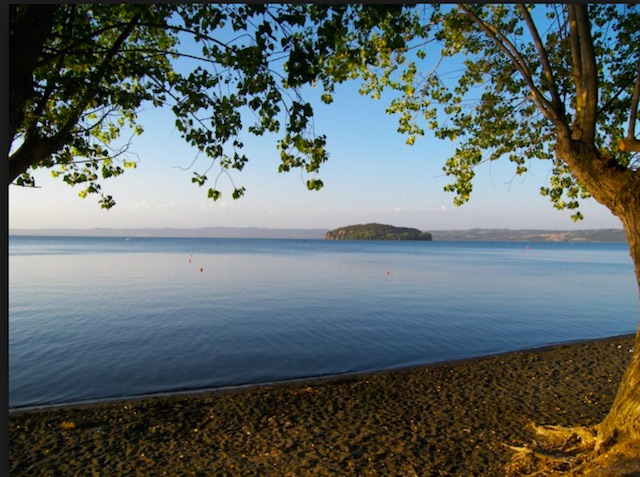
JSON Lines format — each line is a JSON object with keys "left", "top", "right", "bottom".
{"left": 300, "top": 4, "right": 639, "bottom": 220}
{"left": 9, "top": 4, "right": 331, "bottom": 207}
{"left": 10, "top": 5, "right": 639, "bottom": 219}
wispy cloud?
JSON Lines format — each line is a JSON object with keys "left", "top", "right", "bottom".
{"left": 394, "top": 206, "right": 449, "bottom": 213}
{"left": 134, "top": 199, "right": 175, "bottom": 211}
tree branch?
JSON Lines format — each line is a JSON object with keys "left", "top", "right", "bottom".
{"left": 569, "top": 4, "right": 599, "bottom": 142}
{"left": 9, "top": 13, "right": 143, "bottom": 183}
{"left": 615, "top": 60, "right": 640, "bottom": 153}
{"left": 458, "top": 5, "right": 562, "bottom": 125}
{"left": 576, "top": 5, "right": 598, "bottom": 141}
{"left": 518, "top": 5, "right": 563, "bottom": 114}
{"left": 59, "top": 15, "right": 143, "bottom": 139}
{"left": 627, "top": 59, "right": 640, "bottom": 141}
{"left": 568, "top": 5, "right": 583, "bottom": 134}
{"left": 9, "top": 5, "right": 59, "bottom": 150}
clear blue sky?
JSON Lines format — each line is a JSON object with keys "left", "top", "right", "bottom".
{"left": 8, "top": 21, "right": 623, "bottom": 232}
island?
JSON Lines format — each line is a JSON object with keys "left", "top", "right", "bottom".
{"left": 324, "top": 223, "right": 433, "bottom": 241}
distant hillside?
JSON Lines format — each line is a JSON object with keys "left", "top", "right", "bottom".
{"left": 8, "top": 227, "right": 327, "bottom": 240}
{"left": 9, "top": 227, "right": 627, "bottom": 242}
{"left": 325, "top": 223, "right": 433, "bottom": 241}
{"left": 429, "top": 228, "right": 627, "bottom": 243}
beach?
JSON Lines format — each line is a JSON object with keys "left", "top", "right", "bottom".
{"left": 9, "top": 334, "right": 635, "bottom": 476}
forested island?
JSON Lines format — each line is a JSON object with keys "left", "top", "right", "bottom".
{"left": 324, "top": 223, "right": 433, "bottom": 241}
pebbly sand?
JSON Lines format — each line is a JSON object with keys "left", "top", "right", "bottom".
{"left": 9, "top": 334, "right": 636, "bottom": 476}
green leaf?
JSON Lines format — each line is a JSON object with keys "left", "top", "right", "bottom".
{"left": 207, "top": 188, "right": 221, "bottom": 201}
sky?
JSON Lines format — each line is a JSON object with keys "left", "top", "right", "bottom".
{"left": 8, "top": 10, "right": 625, "bottom": 232}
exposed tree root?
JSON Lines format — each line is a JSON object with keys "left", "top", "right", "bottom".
{"left": 505, "top": 422, "right": 640, "bottom": 477}
{"left": 532, "top": 424, "right": 598, "bottom": 454}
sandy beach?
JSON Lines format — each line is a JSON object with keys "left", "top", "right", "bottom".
{"left": 9, "top": 334, "right": 635, "bottom": 476}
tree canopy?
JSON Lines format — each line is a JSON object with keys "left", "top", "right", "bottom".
{"left": 12, "top": 4, "right": 637, "bottom": 220}
{"left": 297, "top": 4, "right": 639, "bottom": 221}
{"left": 9, "top": 4, "right": 331, "bottom": 208}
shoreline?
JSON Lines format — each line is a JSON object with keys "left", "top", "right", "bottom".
{"left": 10, "top": 333, "right": 636, "bottom": 476}
{"left": 9, "top": 333, "right": 636, "bottom": 415}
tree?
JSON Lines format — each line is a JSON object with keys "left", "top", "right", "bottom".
{"left": 299, "top": 2, "right": 640, "bottom": 468}
{"left": 9, "top": 4, "right": 329, "bottom": 208}
{"left": 9, "top": 2, "right": 640, "bottom": 473}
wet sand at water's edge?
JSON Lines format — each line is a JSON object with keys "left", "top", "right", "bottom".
{"left": 9, "top": 334, "right": 635, "bottom": 476}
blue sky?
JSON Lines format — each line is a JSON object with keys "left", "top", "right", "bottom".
{"left": 8, "top": 12, "right": 624, "bottom": 232}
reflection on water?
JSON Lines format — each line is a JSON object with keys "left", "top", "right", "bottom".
{"left": 9, "top": 236, "right": 638, "bottom": 408}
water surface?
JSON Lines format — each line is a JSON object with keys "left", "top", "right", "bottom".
{"left": 9, "top": 236, "right": 638, "bottom": 408}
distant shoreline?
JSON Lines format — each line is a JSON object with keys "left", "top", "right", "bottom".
{"left": 9, "top": 227, "right": 628, "bottom": 242}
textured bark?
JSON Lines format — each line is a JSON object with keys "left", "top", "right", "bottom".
{"left": 555, "top": 12, "right": 640, "bottom": 448}
{"left": 9, "top": 134, "right": 65, "bottom": 184}
{"left": 597, "top": 332, "right": 640, "bottom": 447}
{"left": 619, "top": 138, "right": 640, "bottom": 153}
{"left": 568, "top": 5, "right": 599, "bottom": 143}
{"left": 596, "top": 193, "right": 640, "bottom": 447}
{"left": 554, "top": 131, "right": 640, "bottom": 448}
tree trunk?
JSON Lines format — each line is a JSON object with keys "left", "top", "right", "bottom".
{"left": 596, "top": 330, "right": 640, "bottom": 448}
{"left": 9, "top": 5, "right": 58, "bottom": 151}
{"left": 554, "top": 133, "right": 640, "bottom": 448}
{"left": 595, "top": 201, "right": 640, "bottom": 448}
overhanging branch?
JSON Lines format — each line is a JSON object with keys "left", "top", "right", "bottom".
{"left": 10, "top": 13, "right": 143, "bottom": 184}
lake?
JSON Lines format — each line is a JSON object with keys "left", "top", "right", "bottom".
{"left": 9, "top": 235, "right": 639, "bottom": 409}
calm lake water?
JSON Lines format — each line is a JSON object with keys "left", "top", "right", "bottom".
{"left": 9, "top": 235, "right": 639, "bottom": 408}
